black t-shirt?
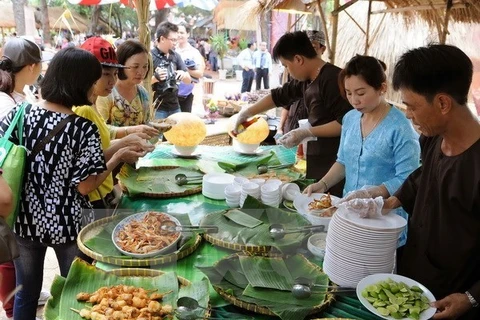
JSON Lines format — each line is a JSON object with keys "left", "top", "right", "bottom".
{"left": 396, "top": 135, "right": 480, "bottom": 319}
{"left": 151, "top": 47, "right": 187, "bottom": 111}
{"left": 271, "top": 63, "right": 352, "bottom": 187}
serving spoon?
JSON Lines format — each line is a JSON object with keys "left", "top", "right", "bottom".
{"left": 268, "top": 223, "right": 325, "bottom": 240}
{"left": 291, "top": 277, "right": 356, "bottom": 299}
{"left": 257, "top": 163, "right": 294, "bottom": 174}
{"left": 160, "top": 222, "right": 219, "bottom": 234}
{"left": 175, "top": 174, "right": 204, "bottom": 186}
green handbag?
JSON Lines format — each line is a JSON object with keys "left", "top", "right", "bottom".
{"left": 0, "top": 103, "right": 26, "bottom": 227}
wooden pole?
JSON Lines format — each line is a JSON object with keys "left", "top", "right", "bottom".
{"left": 316, "top": 0, "right": 331, "bottom": 61}
{"left": 134, "top": 0, "right": 153, "bottom": 120}
{"left": 330, "top": 0, "right": 340, "bottom": 64}
{"left": 364, "top": 0, "right": 372, "bottom": 54}
{"left": 440, "top": 0, "right": 453, "bottom": 44}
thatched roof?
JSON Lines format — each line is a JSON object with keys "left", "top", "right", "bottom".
{"left": 243, "top": 0, "right": 480, "bottom": 25}
{"left": 333, "top": 1, "right": 480, "bottom": 104}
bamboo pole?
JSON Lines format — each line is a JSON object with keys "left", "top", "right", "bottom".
{"left": 440, "top": 0, "right": 453, "bottom": 44}
{"left": 134, "top": 0, "right": 153, "bottom": 120}
{"left": 330, "top": 0, "right": 340, "bottom": 64}
{"left": 365, "top": 0, "right": 373, "bottom": 54}
{"left": 316, "top": 0, "right": 331, "bottom": 62}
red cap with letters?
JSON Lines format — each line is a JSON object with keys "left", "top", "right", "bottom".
{"left": 80, "top": 37, "right": 125, "bottom": 68}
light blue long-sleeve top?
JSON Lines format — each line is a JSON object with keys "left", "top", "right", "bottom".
{"left": 337, "top": 106, "right": 421, "bottom": 246}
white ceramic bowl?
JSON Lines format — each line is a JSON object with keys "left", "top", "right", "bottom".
{"left": 174, "top": 145, "right": 197, "bottom": 156}
{"left": 250, "top": 178, "right": 266, "bottom": 186}
{"left": 225, "top": 184, "right": 242, "bottom": 196}
{"left": 233, "top": 176, "right": 249, "bottom": 186}
{"left": 308, "top": 233, "right": 327, "bottom": 259}
{"left": 265, "top": 178, "right": 283, "bottom": 187}
{"left": 202, "top": 173, "right": 236, "bottom": 200}
{"left": 232, "top": 139, "right": 259, "bottom": 154}
{"left": 282, "top": 183, "right": 301, "bottom": 201}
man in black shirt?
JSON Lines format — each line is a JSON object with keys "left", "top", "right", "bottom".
{"left": 151, "top": 21, "right": 191, "bottom": 119}
{"left": 384, "top": 44, "right": 480, "bottom": 320}
{"left": 233, "top": 31, "right": 352, "bottom": 196}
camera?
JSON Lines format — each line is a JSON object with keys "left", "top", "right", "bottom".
{"left": 153, "top": 60, "right": 178, "bottom": 93}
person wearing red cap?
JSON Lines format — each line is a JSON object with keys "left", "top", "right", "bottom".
{"left": 97, "top": 39, "right": 157, "bottom": 135}
{"left": 76, "top": 36, "right": 155, "bottom": 209}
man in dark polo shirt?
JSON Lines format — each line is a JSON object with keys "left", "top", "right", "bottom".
{"left": 233, "top": 31, "right": 352, "bottom": 196}
{"left": 151, "top": 21, "right": 191, "bottom": 119}
{"left": 384, "top": 44, "right": 480, "bottom": 319}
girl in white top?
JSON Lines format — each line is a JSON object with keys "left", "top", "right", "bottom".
{"left": 0, "top": 37, "right": 43, "bottom": 119}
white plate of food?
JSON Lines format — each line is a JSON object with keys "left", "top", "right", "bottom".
{"left": 293, "top": 193, "right": 340, "bottom": 226}
{"left": 357, "top": 273, "right": 437, "bottom": 320}
{"left": 112, "top": 211, "right": 182, "bottom": 258}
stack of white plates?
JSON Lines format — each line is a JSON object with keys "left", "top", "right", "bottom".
{"left": 202, "top": 173, "right": 235, "bottom": 200}
{"left": 323, "top": 208, "right": 407, "bottom": 287}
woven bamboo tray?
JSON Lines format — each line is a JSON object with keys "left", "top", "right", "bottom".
{"left": 211, "top": 253, "right": 334, "bottom": 317}
{"left": 78, "top": 215, "right": 202, "bottom": 267}
{"left": 203, "top": 233, "right": 277, "bottom": 254}
{"left": 118, "top": 165, "right": 203, "bottom": 198}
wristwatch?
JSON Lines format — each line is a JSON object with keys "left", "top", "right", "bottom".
{"left": 466, "top": 291, "right": 479, "bottom": 308}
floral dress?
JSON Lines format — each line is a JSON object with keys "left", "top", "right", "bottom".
{"left": 96, "top": 85, "right": 150, "bottom": 137}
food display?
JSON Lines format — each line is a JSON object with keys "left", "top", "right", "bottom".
{"left": 308, "top": 194, "right": 333, "bottom": 214}
{"left": 72, "top": 285, "right": 173, "bottom": 320}
{"left": 361, "top": 278, "right": 432, "bottom": 320}
{"left": 113, "top": 212, "right": 181, "bottom": 257}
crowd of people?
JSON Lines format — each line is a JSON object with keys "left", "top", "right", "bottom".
{"left": 0, "top": 23, "right": 478, "bottom": 320}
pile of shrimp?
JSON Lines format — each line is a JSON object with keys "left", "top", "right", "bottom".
{"left": 72, "top": 284, "right": 173, "bottom": 320}
{"left": 115, "top": 212, "right": 180, "bottom": 254}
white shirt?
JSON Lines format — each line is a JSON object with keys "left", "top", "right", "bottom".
{"left": 237, "top": 48, "right": 255, "bottom": 69}
{"left": 176, "top": 43, "right": 205, "bottom": 70}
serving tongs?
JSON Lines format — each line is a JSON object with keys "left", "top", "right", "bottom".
{"left": 161, "top": 221, "right": 218, "bottom": 234}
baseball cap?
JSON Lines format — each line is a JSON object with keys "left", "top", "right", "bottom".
{"left": 80, "top": 36, "right": 125, "bottom": 68}
{"left": 306, "top": 30, "right": 326, "bottom": 47}
{"left": 2, "top": 37, "right": 43, "bottom": 68}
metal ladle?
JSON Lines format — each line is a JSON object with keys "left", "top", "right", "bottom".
{"left": 160, "top": 222, "right": 219, "bottom": 234}
{"left": 174, "top": 173, "right": 204, "bottom": 181}
{"left": 176, "top": 297, "right": 254, "bottom": 320}
{"left": 257, "top": 163, "right": 294, "bottom": 174}
{"left": 268, "top": 223, "right": 325, "bottom": 240}
{"left": 291, "top": 278, "right": 356, "bottom": 299}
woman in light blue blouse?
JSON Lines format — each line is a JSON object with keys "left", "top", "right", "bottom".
{"left": 305, "top": 54, "right": 420, "bottom": 246}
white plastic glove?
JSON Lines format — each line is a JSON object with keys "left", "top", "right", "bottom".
{"left": 277, "top": 127, "right": 314, "bottom": 148}
{"left": 232, "top": 109, "right": 253, "bottom": 135}
{"left": 336, "top": 189, "right": 373, "bottom": 206}
{"left": 338, "top": 196, "right": 384, "bottom": 219}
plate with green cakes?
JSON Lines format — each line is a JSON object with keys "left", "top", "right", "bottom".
{"left": 356, "top": 273, "right": 436, "bottom": 320}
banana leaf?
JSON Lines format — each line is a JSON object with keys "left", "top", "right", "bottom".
{"left": 239, "top": 256, "right": 293, "bottom": 290}
{"left": 118, "top": 164, "right": 204, "bottom": 197}
{"left": 200, "top": 196, "right": 311, "bottom": 253}
{"left": 197, "top": 254, "right": 330, "bottom": 320}
{"left": 83, "top": 212, "right": 196, "bottom": 259}
{"left": 44, "top": 259, "right": 209, "bottom": 320}
{"left": 217, "top": 150, "right": 277, "bottom": 173}
{"left": 224, "top": 209, "right": 263, "bottom": 228}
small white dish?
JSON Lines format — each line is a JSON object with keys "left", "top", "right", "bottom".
{"left": 171, "top": 149, "right": 201, "bottom": 159}
{"left": 307, "top": 233, "right": 327, "bottom": 259}
{"left": 250, "top": 178, "right": 266, "bottom": 186}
